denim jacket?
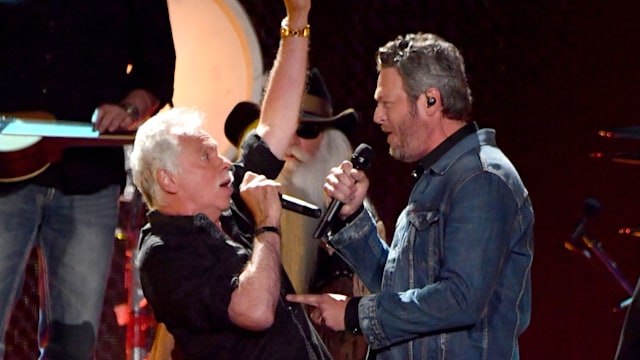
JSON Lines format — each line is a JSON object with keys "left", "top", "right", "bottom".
{"left": 330, "top": 129, "right": 534, "bottom": 360}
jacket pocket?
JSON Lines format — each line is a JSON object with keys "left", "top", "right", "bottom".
{"left": 405, "top": 206, "right": 441, "bottom": 286}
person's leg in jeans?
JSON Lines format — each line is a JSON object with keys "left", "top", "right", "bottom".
{"left": 38, "top": 184, "right": 120, "bottom": 360}
{"left": 0, "top": 184, "right": 43, "bottom": 358}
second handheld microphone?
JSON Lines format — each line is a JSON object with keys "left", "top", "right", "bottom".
{"left": 313, "top": 143, "right": 374, "bottom": 239}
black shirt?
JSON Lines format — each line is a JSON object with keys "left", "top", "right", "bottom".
{"left": 137, "top": 134, "right": 332, "bottom": 360}
{"left": 0, "top": 0, "right": 175, "bottom": 194}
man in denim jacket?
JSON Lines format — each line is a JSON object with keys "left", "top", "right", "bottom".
{"left": 288, "top": 33, "right": 534, "bottom": 360}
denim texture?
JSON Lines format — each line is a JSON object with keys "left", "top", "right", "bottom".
{"left": 331, "top": 129, "right": 534, "bottom": 360}
{"left": 0, "top": 184, "right": 119, "bottom": 359}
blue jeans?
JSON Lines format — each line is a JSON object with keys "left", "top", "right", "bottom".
{"left": 0, "top": 184, "right": 119, "bottom": 360}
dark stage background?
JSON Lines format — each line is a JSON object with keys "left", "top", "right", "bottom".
{"left": 4, "top": 1, "right": 640, "bottom": 359}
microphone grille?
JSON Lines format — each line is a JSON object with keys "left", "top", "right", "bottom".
{"left": 583, "top": 198, "right": 601, "bottom": 218}
{"left": 352, "top": 143, "right": 374, "bottom": 171}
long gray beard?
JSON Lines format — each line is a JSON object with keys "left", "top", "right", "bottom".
{"left": 276, "top": 129, "right": 353, "bottom": 293}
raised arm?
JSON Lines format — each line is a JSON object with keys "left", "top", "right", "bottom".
{"left": 256, "top": 0, "right": 311, "bottom": 159}
{"left": 228, "top": 172, "right": 283, "bottom": 330}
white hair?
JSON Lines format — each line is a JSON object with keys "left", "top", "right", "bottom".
{"left": 129, "top": 107, "right": 206, "bottom": 208}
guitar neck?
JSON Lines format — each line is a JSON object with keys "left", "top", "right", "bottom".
{"left": 1, "top": 115, "right": 135, "bottom": 141}
{"left": 0, "top": 112, "right": 137, "bottom": 183}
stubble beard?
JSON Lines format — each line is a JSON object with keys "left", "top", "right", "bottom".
{"left": 389, "top": 101, "right": 420, "bottom": 163}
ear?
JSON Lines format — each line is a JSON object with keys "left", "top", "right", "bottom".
{"left": 157, "top": 168, "right": 179, "bottom": 194}
{"left": 420, "top": 87, "right": 441, "bottom": 114}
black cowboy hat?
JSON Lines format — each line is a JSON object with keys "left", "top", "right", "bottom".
{"left": 224, "top": 68, "right": 358, "bottom": 147}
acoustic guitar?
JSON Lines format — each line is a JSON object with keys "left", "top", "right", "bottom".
{"left": 0, "top": 111, "right": 135, "bottom": 183}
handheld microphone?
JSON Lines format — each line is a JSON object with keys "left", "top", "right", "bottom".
{"left": 565, "top": 198, "right": 601, "bottom": 259}
{"left": 313, "top": 143, "right": 374, "bottom": 239}
{"left": 280, "top": 194, "right": 321, "bottom": 218}
{"left": 569, "top": 198, "right": 601, "bottom": 242}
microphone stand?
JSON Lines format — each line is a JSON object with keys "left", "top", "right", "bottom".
{"left": 118, "top": 169, "right": 154, "bottom": 360}
{"left": 125, "top": 187, "right": 151, "bottom": 360}
{"left": 579, "top": 233, "right": 634, "bottom": 311}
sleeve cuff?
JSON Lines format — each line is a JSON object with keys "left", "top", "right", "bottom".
{"left": 329, "top": 204, "right": 365, "bottom": 236}
{"left": 344, "top": 296, "right": 362, "bottom": 335}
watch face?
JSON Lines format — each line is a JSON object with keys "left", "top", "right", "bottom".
{"left": 166, "top": 0, "right": 264, "bottom": 155}
{"left": 121, "top": 103, "right": 139, "bottom": 119}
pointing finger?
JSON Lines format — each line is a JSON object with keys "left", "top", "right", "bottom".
{"left": 286, "top": 294, "right": 322, "bottom": 306}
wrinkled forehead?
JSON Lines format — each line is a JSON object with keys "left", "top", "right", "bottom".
{"left": 178, "top": 130, "right": 218, "bottom": 150}
{"left": 375, "top": 67, "right": 405, "bottom": 99}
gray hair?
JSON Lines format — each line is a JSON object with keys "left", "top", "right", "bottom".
{"left": 129, "top": 107, "right": 206, "bottom": 208}
{"left": 376, "top": 33, "right": 473, "bottom": 121}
